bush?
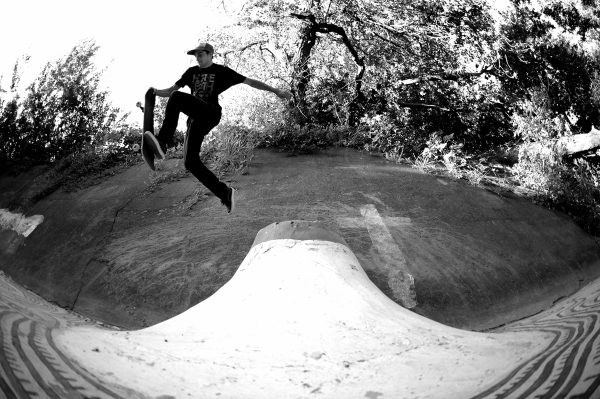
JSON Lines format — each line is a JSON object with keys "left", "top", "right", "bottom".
{"left": 512, "top": 89, "right": 572, "bottom": 143}
{"left": 361, "top": 112, "right": 431, "bottom": 160}
{"left": 514, "top": 145, "right": 600, "bottom": 234}
{"left": 144, "top": 123, "right": 261, "bottom": 194}
{"left": 6, "top": 147, "right": 139, "bottom": 211}
{"left": 512, "top": 89, "right": 600, "bottom": 234}
{"left": 259, "top": 120, "right": 352, "bottom": 154}
{"left": 0, "top": 40, "right": 125, "bottom": 166}
{"left": 204, "top": 123, "right": 260, "bottom": 176}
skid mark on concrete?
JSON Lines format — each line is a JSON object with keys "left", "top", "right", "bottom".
{"left": 359, "top": 204, "right": 417, "bottom": 308}
{"left": 0, "top": 273, "right": 124, "bottom": 398}
{"left": 472, "top": 282, "right": 600, "bottom": 399}
{"left": 358, "top": 192, "right": 386, "bottom": 207}
{"left": 337, "top": 215, "right": 411, "bottom": 229}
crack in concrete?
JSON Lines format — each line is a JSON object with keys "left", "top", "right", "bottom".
{"left": 71, "top": 257, "right": 94, "bottom": 311}
{"left": 184, "top": 238, "right": 194, "bottom": 309}
{"left": 110, "top": 196, "right": 135, "bottom": 233}
{"left": 70, "top": 255, "right": 112, "bottom": 312}
{"left": 72, "top": 196, "right": 136, "bottom": 311}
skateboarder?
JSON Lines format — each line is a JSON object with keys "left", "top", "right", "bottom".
{"left": 144, "top": 41, "right": 291, "bottom": 214}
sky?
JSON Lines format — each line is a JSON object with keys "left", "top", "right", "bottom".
{"left": 0, "top": 0, "right": 235, "bottom": 123}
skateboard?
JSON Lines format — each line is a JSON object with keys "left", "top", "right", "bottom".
{"left": 141, "top": 88, "right": 160, "bottom": 171}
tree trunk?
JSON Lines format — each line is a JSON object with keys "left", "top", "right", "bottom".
{"left": 557, "top": 127, "right": 600, "bottom": 155}
{"left": 291, "top": 13, "right": 366, "bottom": 126}
{"left": 508, "top": 127, "right": 600, "bottom": 163}
{"left": 292, "top": 17, "right": 318, "bottom": 110}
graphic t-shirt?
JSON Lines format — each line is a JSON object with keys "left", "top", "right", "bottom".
{"left": 175, "top": 64, "right": 246, "bottom": 107}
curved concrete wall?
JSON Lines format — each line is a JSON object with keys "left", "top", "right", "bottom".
{"left": 1, "top": 221, "right": 599, "bottom": 398}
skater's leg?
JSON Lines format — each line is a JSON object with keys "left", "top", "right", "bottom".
{"left": 183, "top": 116, "right": 230, "bottom": 202}
{"left": 157, "top": 91, "right": 204, "bottom": 146}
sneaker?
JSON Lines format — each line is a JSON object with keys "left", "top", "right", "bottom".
{"left": 143, "top": 131, "right": 166, "bottom": 160}
{"left": 222, "top": 187, "right": 236, "bottom": 213}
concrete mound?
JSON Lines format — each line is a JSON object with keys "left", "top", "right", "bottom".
{"left": 1, "top": 221, "right": 599, "bottom": 398}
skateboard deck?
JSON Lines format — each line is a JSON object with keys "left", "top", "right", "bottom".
{"left": 141, "top": 88, "right": 156, "bottom": 170}
{"left": 141, "top": 133, "right": 155, "bottom": 171}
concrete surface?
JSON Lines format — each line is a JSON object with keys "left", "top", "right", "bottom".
{"left": 1, "top": 148, "right": 599, "bottom": 332}
{"left": 0, "top": 220, "right": 599, "bottom": 398}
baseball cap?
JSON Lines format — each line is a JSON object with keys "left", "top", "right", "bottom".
{"left": 187, "top": 42, "right": 214, "bottom": 55}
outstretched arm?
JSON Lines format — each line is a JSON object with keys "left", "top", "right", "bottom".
{"left": 243, "top": 78, "right": 291, "bottom": 100}
{"left": 153, "top": 85, "right": 180, "bottom": 98}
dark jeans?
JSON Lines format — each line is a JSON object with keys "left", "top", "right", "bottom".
{"left": 157, "top": 91, "right": 228, "bottom": 201}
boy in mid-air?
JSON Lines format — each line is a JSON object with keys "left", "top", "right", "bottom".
{"left": 144, "top": 41, "right": 291, "bottom": 213}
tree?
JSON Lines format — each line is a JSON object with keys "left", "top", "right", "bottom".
{"left": 498, "top": 0, "right": 600, "bottom": 136}
{"left": 2, "top": 40, "right": 126, "bottom": 164}
{"left": 225, "top": 0, "right": 499, "bottom": 133}
{"left": 0, "top": 56, "right": 30, "bottom": 164}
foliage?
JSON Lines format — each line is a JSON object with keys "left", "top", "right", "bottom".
{"left": 218, "top": 0, "right": 512, "bottom": 159}
{"left": 0, "top": 98, "right": 24, "bottom": 165}
{"left": 546, "top": 158, "right": 600, "bottom": 235}
{"left": 144, "top": 122, "right": 261, "bottom": 195}
{"left": 498, "top": 0, "right": 600, "bottom": 133}
{"left": 203, "top": 123, "right": 260, "bottom": 176}
{"left": 514, "top": 145, "right": 600, "bottom": 234}
{"left": 498, "top": 0, "right": 600, "bottom": 234}
{"left": 218, "top": 0, "right": 491, "bottom": 120}
{"left": 511, "top": 89, "right": 571, "bottom": 142}
{"left": 258, "top": 116, "right": 358, "bottom": 154}
{"left": 0, "top": 40, "right": 126, "bottom": 166}
{"left": 0, "top": 40, "right": 140, "bottom": 206}
{"left": 6, "top": 146, "right": 140, "bottom": 211}
{"left": 361, "top": 112, "right": 429, "bottom": 159}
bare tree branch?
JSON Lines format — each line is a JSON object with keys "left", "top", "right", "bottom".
{"left": 397, "top": 102, "right": 453, "bottom": 112}
{"left": 395, "top": 102, "right": 470, "bottom": 130}
{"left": 397, "top": 68, "right": 495, "bottom": 85}
{"left": 361, "top": 14, "right": 412, "bottom": 43}
{"left": 291, "top": 12, "right": 366, "bottom": 124}
{"left": 220, "top": 41, "right": 269, "bottom": 58}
